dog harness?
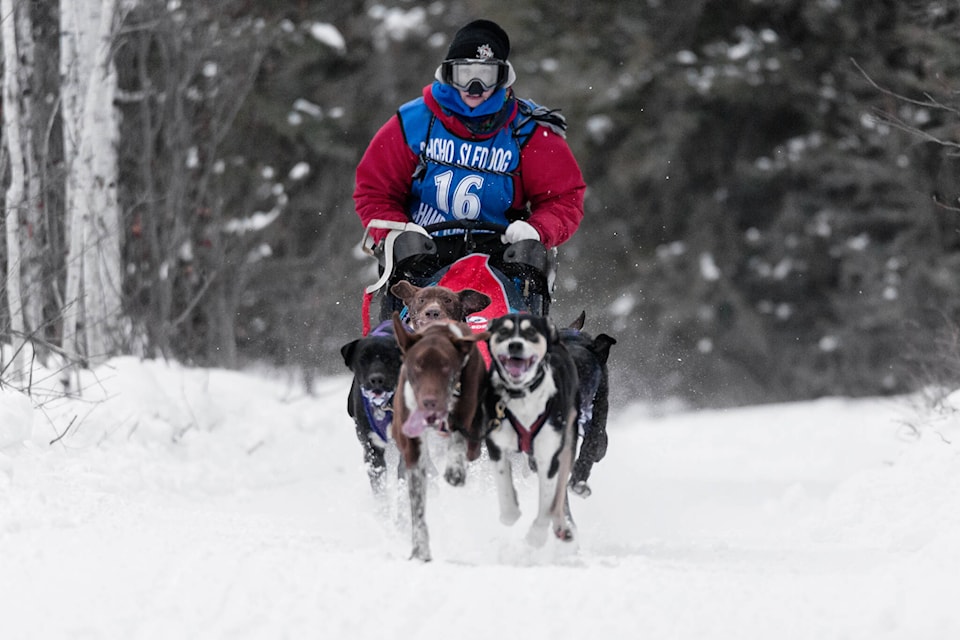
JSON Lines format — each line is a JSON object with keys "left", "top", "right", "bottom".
{"left": 489, "top": 397, "right": 549, "bottom": 455}
{"left": 489, "top": 362, "right": 552, "bottom": 455}
{"left": 360, "top": 320, "right": 395, "bottom": 443}
{"left": 361, "top": 387, "right": 393, "bottom": 443}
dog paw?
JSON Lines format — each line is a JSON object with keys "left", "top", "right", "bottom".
{"left": 410, "top": 546, "right": 432, "bottom": 562}
{"left": 569, "top": 479, "right": 592, "bottom": 498}
{"left": 525, "top": 523, "right": 549, "bottom": 547}
{"left": 444, "top": 464, "right": 466, "bottom": 487}
{"left": 554, "top": 524, "right": 575, "bottom": 542}
{"left": 500, "top": 506, "right": 521, "bottom": 526}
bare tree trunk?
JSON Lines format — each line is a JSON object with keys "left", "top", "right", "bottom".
{"left": 14, "top": 3, "right": 45, "bottom": 338}
{"left": 60, "top": 0, "right": 123, "bottom": 369}
{"left": 78, "top": 1, "right": 122, "bottom": 361}
{"left": 2, "top": 0, "right": 29, "bottom": 380}
{"left": 124, "top": 26, "right": 174, "bottom": 360}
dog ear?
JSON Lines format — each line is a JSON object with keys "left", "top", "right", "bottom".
{"left": 592, "top": 334, "right": 617, "bottom": 363}
{"left": 340, "top": 339, "right": 360, "bottom": 368}
{"left": 568, "top": 310, "right": 586, "bottom": 331}
{"left": 458, "top": 289, "right": 492, "bottom": 316}
{"left": 452, "top": 331, "right": 487, "bottom": 357}
{"left": 390, "top": 280, "right": 419, "bottom": 304}
{"left": 546, "top": 317, "right": 560, "bottom": 345}
{"left": 392, "top": 311, "right": 415, "bottom": 353}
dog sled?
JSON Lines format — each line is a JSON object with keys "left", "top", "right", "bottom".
{"left": 359, "top": 219, "right": 556, "bottom": 336}
{"left": 348, "top": 218, "right": 615, "bottom": 553}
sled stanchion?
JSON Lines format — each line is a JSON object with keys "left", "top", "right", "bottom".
{"left": 361, "top": 289, "right": 374, "bottom": 336}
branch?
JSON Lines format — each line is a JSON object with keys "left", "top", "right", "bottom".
{"left": 852, "top": 56, "right": 960, "bottom": 151}
{"left": 852, "top": 57, "right": 960, "bottom": 116}
{"left": 171, "top": 269, "right": 219, "bottom": 328}
{"left": 49, "top": 415, "right": 78, "bottom": 445}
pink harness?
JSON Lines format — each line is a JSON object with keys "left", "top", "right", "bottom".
{"left": 503, "top": 407, "right": 549, "bottom": 454}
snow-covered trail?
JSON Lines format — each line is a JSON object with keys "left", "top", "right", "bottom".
{"left": 1, "top": 360, "right": 958, "bottom": 639}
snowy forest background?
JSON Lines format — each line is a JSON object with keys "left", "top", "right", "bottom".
{"left": 3, "top": 0, "right": 960, "bottom": 409}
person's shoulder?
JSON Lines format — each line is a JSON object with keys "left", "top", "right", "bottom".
{"left": 398, "top": 94, "right": 428, "bottom": 115}
{"left": 513, "top": 97, "right": 568, "bottom": 139}
{"left": 397, "top": 93, "right": 432, "bottom": 128}
{"left": 395, "top": 93, "right": 436, "bottom": 149}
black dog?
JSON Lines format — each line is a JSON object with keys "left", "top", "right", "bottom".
{"left": 485, "top": 313, "right": 579, "bottom": 546}
{"left": 340, "top": 321, "right": 403, "bottom": 492}
{"left": 562, "top": 311, "right": 617, "bottom": 498}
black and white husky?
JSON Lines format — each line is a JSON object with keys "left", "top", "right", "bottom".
{"left": 484, "top": 313, "right": 579, "bottom": 546}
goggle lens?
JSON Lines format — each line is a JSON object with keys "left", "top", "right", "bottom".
{"left": 445, "top": 60, "right": 504, "bottom": 92}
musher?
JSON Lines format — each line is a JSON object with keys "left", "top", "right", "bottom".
{"left": 354, "top": 18, "right": 586, "bottom": 320}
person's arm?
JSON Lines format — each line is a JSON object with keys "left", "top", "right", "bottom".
{"left": 516, "top": 127, "right": 586, "bottom": 248}
{"left": 354, "top": 115, "right": 420, "bottom": 244}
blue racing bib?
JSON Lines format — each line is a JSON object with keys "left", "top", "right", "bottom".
{"left": 398, "top": 99, "right": 538, "bottom": 233}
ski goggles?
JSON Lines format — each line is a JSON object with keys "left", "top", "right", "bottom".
{"left": 442, "top": 59, "right": 507, "bottom": 94}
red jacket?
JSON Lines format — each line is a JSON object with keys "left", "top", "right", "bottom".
{"left": 354, "top": 85, "right": 585, "bottom": 248}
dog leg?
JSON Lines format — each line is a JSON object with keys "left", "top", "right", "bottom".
{"left": 570, "top": 390, "right": 610, "bottom": 498}
{"left": 488, "top": 439, "right": 521, "bottom": 526}
{"left": 397, "top": 433, "right": 431, "bottom": 561}
{"left": 527, "top": 419, "right": 576, "bottom": 546}
{"left": 526, "top": 431, "right": 560, "bottom": 546}
{"left": 354, "top": 407, "right": 388, "bottom": 494}
{"left": 496, "top": 457, "right": 522, "bottom": 526}
{"left": 525, "top": 464, "right": 553, "bottom": 547}
{"left": 365, "top": 440, "right": 387, "bottom": 493}
{"left": 406, "top": 457, "right": 431, "bottom": 562}
{"left": 569, "top": 455, "right": 594, "bottom": 498}
{"left": 570, "top": 428, "right": 606, "bottom": 497}
{"left": 443, "top": 431, "right": 468, "bottom": 487}
{"left": 550, "top": 411, "right": 578, "bottom": 542}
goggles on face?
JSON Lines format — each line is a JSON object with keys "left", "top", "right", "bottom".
{"left": 442, "top": 59, "right": 507, "bottom": 94}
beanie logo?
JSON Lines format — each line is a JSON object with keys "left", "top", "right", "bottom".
{"left": 476, "top": 44, "right": 494, "bottom": 59}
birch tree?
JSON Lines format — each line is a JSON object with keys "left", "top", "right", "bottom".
{"left": 0, "top": 0, "right": 46, "bottom": 380}
{"left": 2, "top": 0, "right": 26, "bottom": 379}
{"left": 60, "top": 0, "right": 123, "bottom": 367}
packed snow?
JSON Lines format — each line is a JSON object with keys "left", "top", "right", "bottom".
{"left": 1, "top": 356, "right": 959, "bottom": 639}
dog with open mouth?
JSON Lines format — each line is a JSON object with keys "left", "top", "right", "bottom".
{"left": 484, "top": 313, "right": 579, "bottom": 547}
{"left": 391, "top": 312, "right": 489, "bottom": 561}
{"left": 341, "top": 322, "right": 403, "bottom": 493}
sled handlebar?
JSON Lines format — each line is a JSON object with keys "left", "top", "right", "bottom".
{"left": 421, "top": 220, "right": 509, "bottom": 235}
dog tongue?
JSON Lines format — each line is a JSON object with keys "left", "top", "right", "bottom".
{"left": 402, "top": 410, "right": 435, "bottom": 438}
{"left": 504, "top": 357, "right": 530, "bottom": 379}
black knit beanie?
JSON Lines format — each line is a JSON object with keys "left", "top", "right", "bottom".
{"left": 445, "top": 19, "right": 510, "bottom": 61}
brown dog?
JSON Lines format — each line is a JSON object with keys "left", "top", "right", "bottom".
{"left": 391, "top": 311, "right": 488, "bottom": 562}
{"left": 390, "top": 280, "right": 491, "bottom": 331}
